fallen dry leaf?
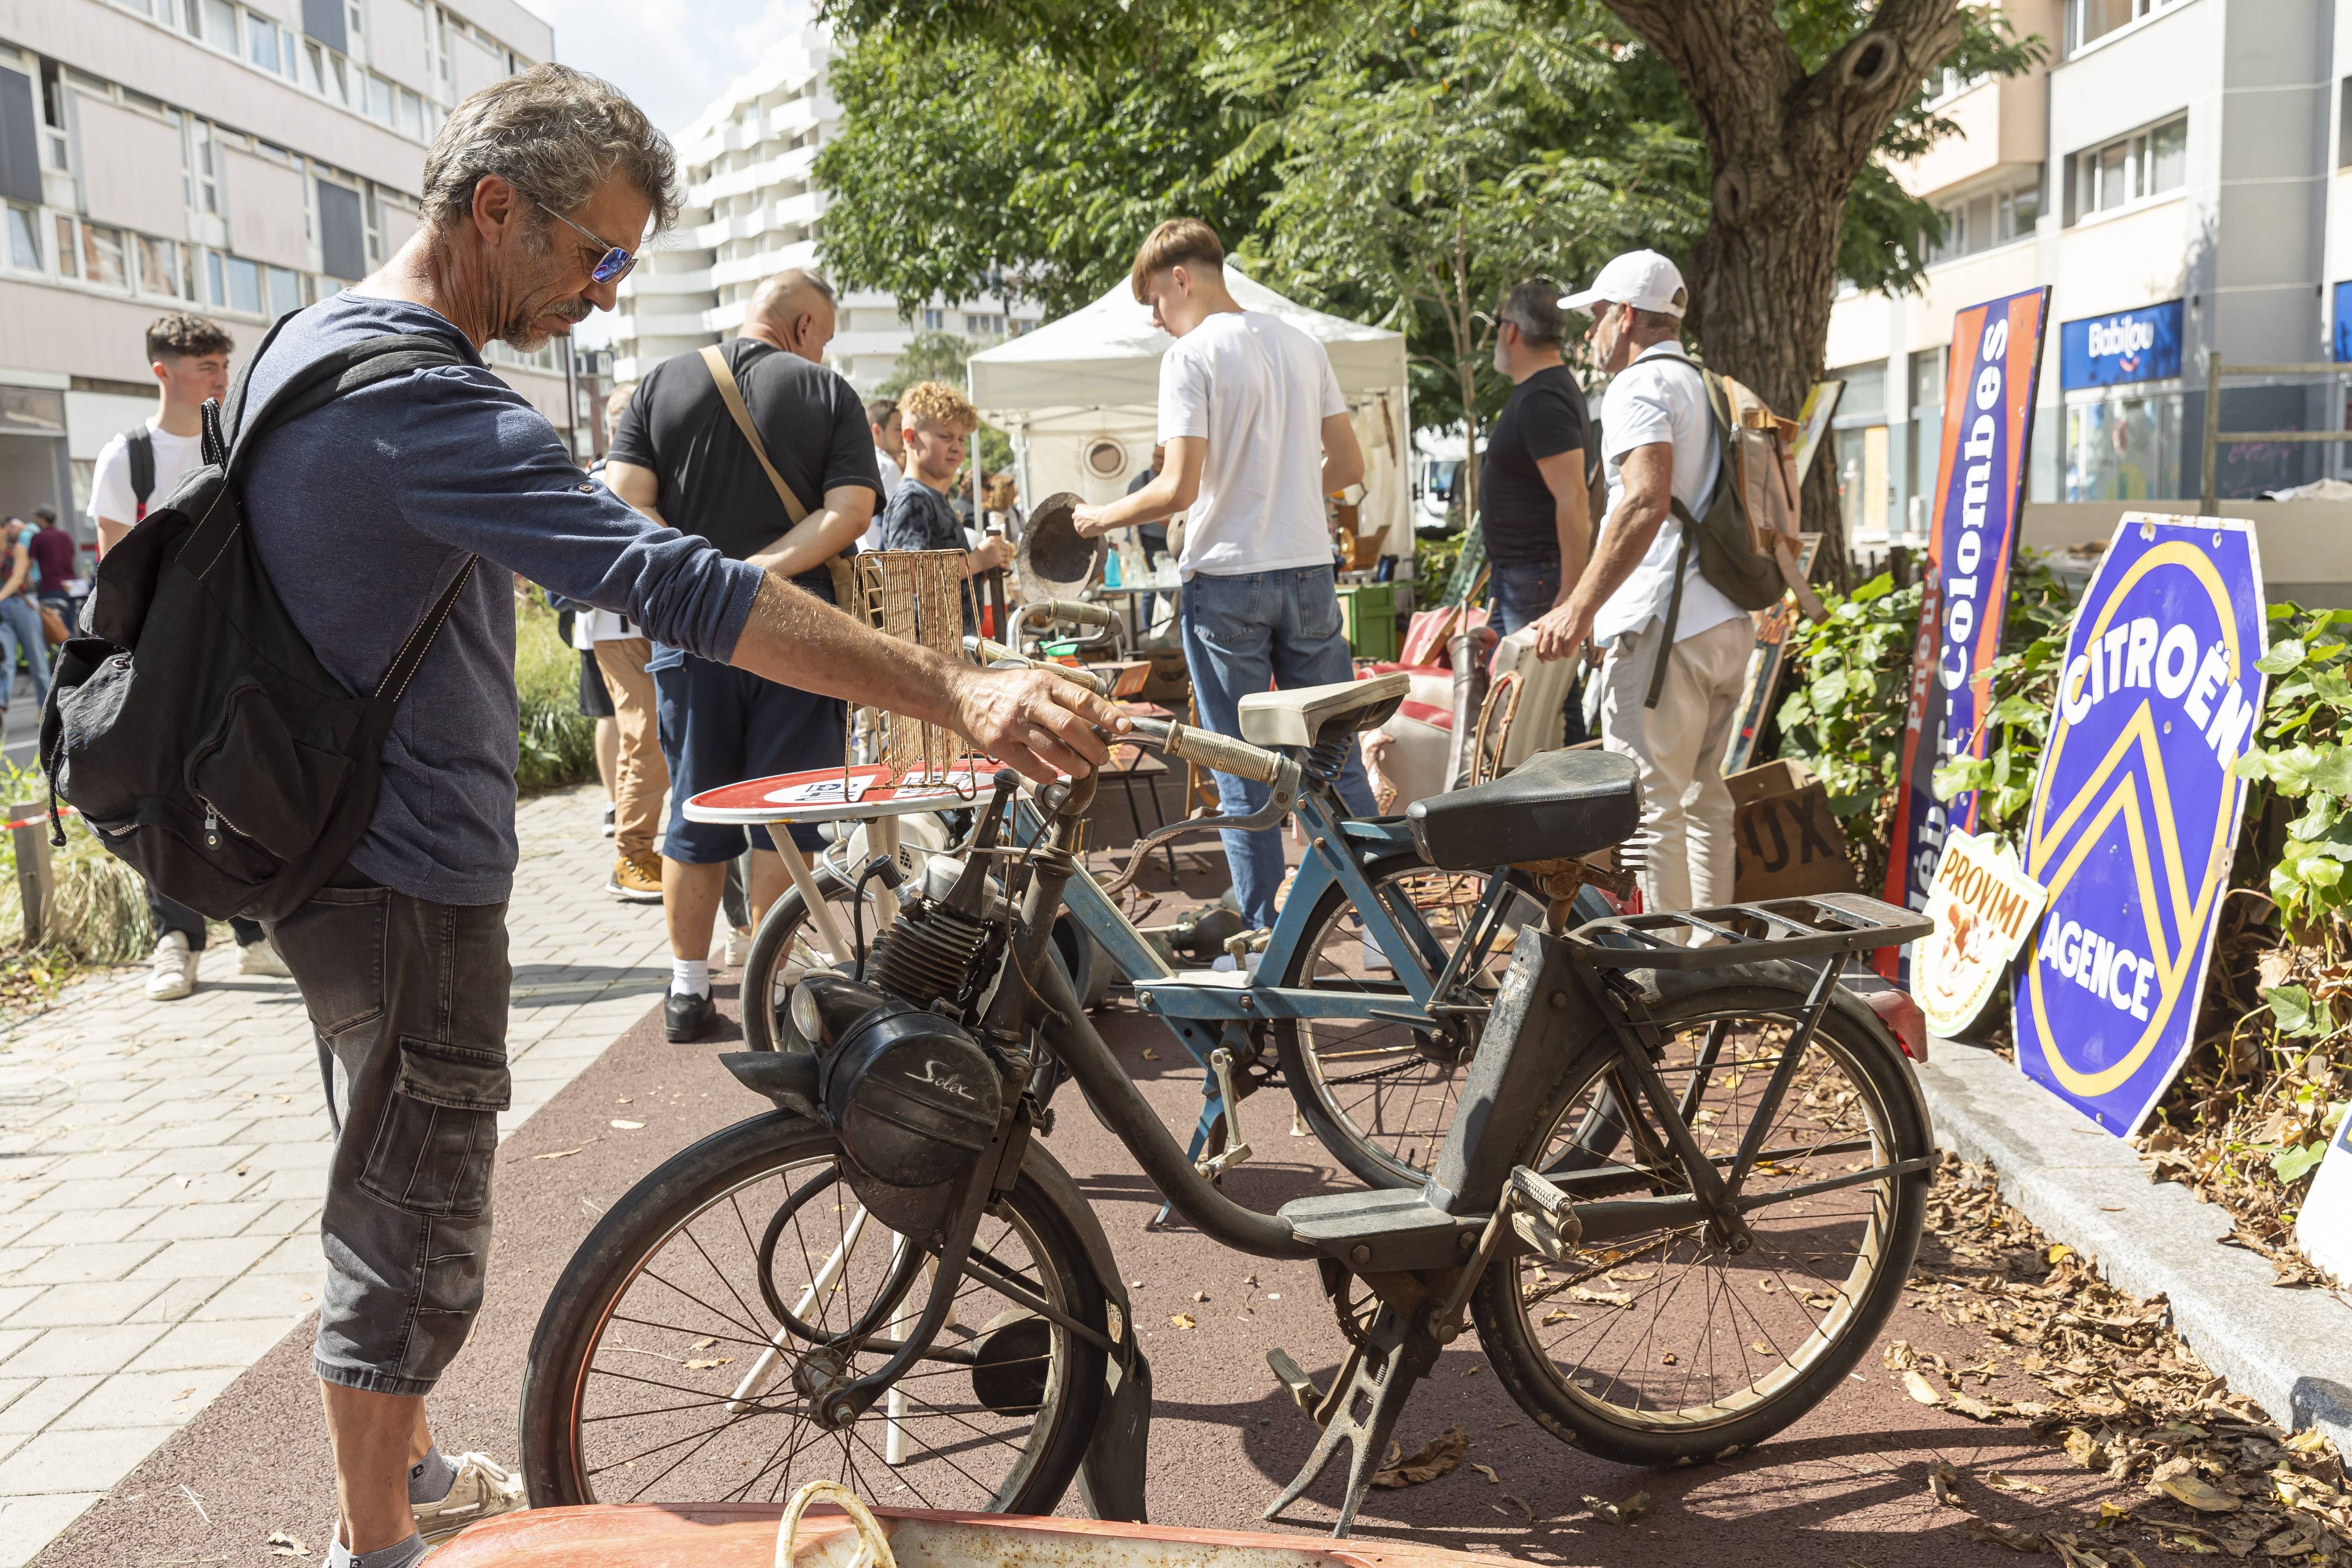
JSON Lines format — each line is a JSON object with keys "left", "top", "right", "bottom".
{"left": 1169, "top": 1313, "right": 1196, "bottom": 1330}
{"left": 1538, "top": 1308, "right": 1579, "bottom": 1326}
{"left": 1987, "top": 1471, "right": 2049, "bottom": 1496}
{"left": 2153, "top": 1474, "right": 2240, "bottom": 1514}
{"left": 1947, "top": 1390, "right": 2001, "bottom": 1421}
{"left": 609, "top": 1120, "right": 644, "bottom": 1130}
{"left": 1140, "top": 1048, "right": 1159, "bottom": 1060}
{"left": 684, "top": 1356, "right": 733, "bottom": 1371}
{"left": 1372, "top": 1426, "right": 1466, "bottom": 1488}
{"left": 1928, "top": 1458, "right": 1963, "bottom": 1508}
{"left": 1568, "top": 1286, "right": 1632, "bottom": 1309}
{"left": 266, "top": 1532, "right": 307, "bottom": 1558}
{"left": 1966, "top": 1518, "right": 2046, "bottom": 1552}
{"left": 1902, "top": 1368, "right": 1944, "bottom": 1405}
{"left": 1499, "top": 1493, "right": 1535, "bottom": 1523}
{"left": 1468, "top": 1461, "right": 1499, "bottom": 1484}
{"left": 532, "top": 1146, "right": 585, "bottom": 1160}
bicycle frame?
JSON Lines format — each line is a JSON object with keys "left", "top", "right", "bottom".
{"left": 1016, "top": 781, "right": 1524, "bottom": 1173}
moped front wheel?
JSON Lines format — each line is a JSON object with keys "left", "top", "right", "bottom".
{"left": 520, "top": 1113, "right": 1109, "bottom": 1510}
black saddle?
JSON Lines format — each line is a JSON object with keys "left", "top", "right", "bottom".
{"left": 1405, "top": 747, "right": 1642, "bottom": 871}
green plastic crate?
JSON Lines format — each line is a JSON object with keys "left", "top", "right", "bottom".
{"left": 1339, "top": 582, "right": 1399, "bottom": 661}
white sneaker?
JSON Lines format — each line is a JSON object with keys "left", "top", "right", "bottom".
{"left": 412, "top": 1450, "right": 526, "bottom": 1544}
{"left": 145, "top": 932, "right": 196, "bottom": 1001}
{"left": 237, "top": 941, "right": 292, "bottom": 978}
{"left": 723, "top": 926, "right": 753, "bottom": 969}
{"left": 602, "top": 802, "right": 616, "bottom": 837}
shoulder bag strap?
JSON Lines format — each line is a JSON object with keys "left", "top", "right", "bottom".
{"left": 700, "top": 344, "right": 808, "bottom": 524}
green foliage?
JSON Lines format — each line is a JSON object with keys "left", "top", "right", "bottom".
{"left": 514, "top": 593, "right": 602, "bottom": 794}
{"left": 811, "top": 0, "right": 2050, "bottom": 440}
{"left": 1414, "top": 530, "right": 1468, "bottom": 605}
{"left": 1771, "top": 571, "right": 1920, "bottom": 892}
{"left": 812, "top": 28, "right": 1266, "bottom": 325}
{"left": 2265, "top": 983, "right": 2322, "bottom": 1037}
{"left": 2230, "top": 604, "right": 2352, "bottom": 936}
{"left": 1924, "top": 553, "right": 2078, "bottom": 846}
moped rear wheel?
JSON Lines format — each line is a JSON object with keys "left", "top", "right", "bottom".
{"left": 1473, "top": 985, "right": 1930, "bottom": 1467}
{"left": 520, "top": 1113, "right": 1109, "bottom": 1510}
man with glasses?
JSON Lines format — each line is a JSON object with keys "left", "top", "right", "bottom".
{"left": 226, "top": 66, "right": 1119, "bottom": 1568}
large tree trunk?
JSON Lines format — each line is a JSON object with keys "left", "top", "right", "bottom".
{"left": 1601, "top": 0, "right": 1968, "bottom": 590}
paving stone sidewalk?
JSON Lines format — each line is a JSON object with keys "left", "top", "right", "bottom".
{"left": 0, "top": 785, "right": 667, "bottom": 1566}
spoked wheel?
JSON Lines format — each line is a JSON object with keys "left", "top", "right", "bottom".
{"left": 740, "top": 868, "right": 861, "bottom": 1053}
{"left": 1272, "top": 852, "right": 1550, "bottom": 1187}
{"left": 521, "top": 1114, "right": 1109, "bottom": 1509}
{"left": 1474, "top": 987, "right": 1930, "bottom": 1466}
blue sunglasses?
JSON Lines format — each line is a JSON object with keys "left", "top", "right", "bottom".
{"left": 537, "top": 202, "right": 637, "bottom": 284}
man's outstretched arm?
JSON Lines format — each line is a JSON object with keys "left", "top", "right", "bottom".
{"left": 728, "top": 574, "right": 1123, "bottom": 782}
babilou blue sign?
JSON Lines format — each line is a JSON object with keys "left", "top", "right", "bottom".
{"left": 1880, "top": 288, "right": 2051, "bottom": 975}
{"left": 2059, "top": 300, "right": 2184, "bottom": 390}
{"left": 2012, "top": 514, "right": 2267, "bottom": 1135}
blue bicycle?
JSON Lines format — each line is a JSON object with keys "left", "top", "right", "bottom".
{"left": 739, "top": 670, "right": 1618, "bottom": 1192}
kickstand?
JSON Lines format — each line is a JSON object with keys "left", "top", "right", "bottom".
{"left": 1261, "top": 1307, "right": 1437, "bottom": 1537}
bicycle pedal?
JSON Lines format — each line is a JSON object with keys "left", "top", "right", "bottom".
{"left": 1195, "top": 1141, "right": 1252, "bottom": 1177}
{"left": 1508, "top": 1164, "right": 1583, "bottom": 1261}
{"left": 1266, "top": 1347, "right": 1324, "bottom": 1416}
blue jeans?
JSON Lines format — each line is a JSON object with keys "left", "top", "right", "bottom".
{"left": 0, "top": 596, "right": 49, "bottom": 713}
{"left": 1487, "top": 560, "right": 1587, "bottom": 747}
{"left": 1181, "top": 566, "right": 1378, "bottom": 928}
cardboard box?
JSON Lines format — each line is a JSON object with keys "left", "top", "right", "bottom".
{"left": 1730, "top": 759, "right": 1857, "bottom": 902}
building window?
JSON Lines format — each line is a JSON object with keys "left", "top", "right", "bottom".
{"left": 921, "top": 307, "right": 945, "bottom": 331}
{"left": 203, "top": 0, "right": 238, "bottom": 51}
{"left": 366, "top": 74, "right": 395, "bottom": 124}
{"left": 138, "top": 234, "right": 180, "bottom": 296}
{"left": 53, "top": 215, "right": 77, "bottom": 278}
{"left": 2076, "top": 115, "right": 2186, "bottom": 218}
{"left": 2067, "top": 394, "right": 2181, "bottom": 501}
{"left": 267, "top": 264, "right": 303, "bottom": 316}
{"left": 248, "top": 14, "right": 279, "bottom": 71}
{"left": 1931, "top": 172, "right": 2042, "bottom": 263}
{"left": 4, "top": 205, "right": 38, "bottom": 270}
{"left": 223, "top": 254, "right": 261, "bottom": 314}
{"left": 398, "top": 88, "right": 423, "bottom": 139}
{"left": 204, "top": 248, "right": 225, "bottom": 305}
{"left": 2067, "top": 0, "right": 2182, "bottom": 54}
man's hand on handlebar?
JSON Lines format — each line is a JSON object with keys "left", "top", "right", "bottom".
{"left": 948, "top": 664, "right": 1128, "bottom": 785}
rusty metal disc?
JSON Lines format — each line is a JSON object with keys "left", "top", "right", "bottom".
{"left": 1016, "top": 491, "right": 1103, "bottom": 598}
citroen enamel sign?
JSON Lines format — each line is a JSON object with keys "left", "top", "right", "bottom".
{"left": 2012, "top": 513, "right": 2267, "bottom": 1135}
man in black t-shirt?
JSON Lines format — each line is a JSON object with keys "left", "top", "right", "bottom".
{"left": 605, "top": 269, "right": 881, "bottom": 1041}
{"left": 1480, "top": 279, "right": 1593, "bottom": 743}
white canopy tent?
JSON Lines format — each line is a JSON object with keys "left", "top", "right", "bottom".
{"left": 968, "top": 269, "right": 1414, "bottom": 559}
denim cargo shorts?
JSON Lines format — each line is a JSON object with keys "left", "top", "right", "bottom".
{"left": 266, "top": 876, "right": 511, "bottom": 1396}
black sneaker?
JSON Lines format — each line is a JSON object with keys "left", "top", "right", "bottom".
{"left": 664, "top": 989, "right": 715, "bottom": 1042}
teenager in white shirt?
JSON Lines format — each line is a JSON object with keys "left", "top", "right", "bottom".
{"left": 1074, "top": 219, "right": 1377, "bottom": 930}
{"left": 87, "top": 313, "right": 291, "bottom": 997}
{"left": 862, "top": 393, "right": 904, "bottom": 549}
{"left": 1531, "top": 250, "right": 1755, "bottom": 913}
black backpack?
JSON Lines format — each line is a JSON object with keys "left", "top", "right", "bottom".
{"left": 42, "top": 322, "right": 475, "bottom": 923}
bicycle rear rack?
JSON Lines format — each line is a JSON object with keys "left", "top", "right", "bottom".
{"left": 1566, "top": 892, "right": 1933, "bottom": 971}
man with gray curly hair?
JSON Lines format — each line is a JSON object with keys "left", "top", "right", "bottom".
{"left": 225, "top": 64, "right": 1122, "bottom": 1568}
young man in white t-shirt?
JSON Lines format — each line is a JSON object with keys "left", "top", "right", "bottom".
{"left": 1074, "top": 219, "right": 1376, "bottom": 930}
{"left": 1529, "top": 250, "right": 1756, "bottom": 913}
{"left": 86, "top": 312, "right": 291, "bottom": 997}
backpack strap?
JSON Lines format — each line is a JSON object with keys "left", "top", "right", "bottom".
{"left": 228, "top": 334, "right": 468, "bottom": 473}
{"left": 211, "top": 309, "right": 303, "bottom": 468}
{"left": 374, "top": 554, "right": 477, "bottom": 704}
{"left": 220, "top": 329, "right": 481, "bottom": 709}
{"left": 125, "top": 430, "right": 155, "bottom": 518}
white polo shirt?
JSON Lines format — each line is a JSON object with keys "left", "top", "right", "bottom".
{"left": 1593, "top": 340, "right": 1740, "bottom": 647}
{"left": 1157, "top": 309, "right": 1345, "bottom": 580}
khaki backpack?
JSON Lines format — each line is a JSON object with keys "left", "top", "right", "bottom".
{"left": 1647, "top": 363, "right": 1824, "bottom": 706}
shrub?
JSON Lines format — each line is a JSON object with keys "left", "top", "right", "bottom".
{"left": 514, "top": 591, "right": 602, "bottom": 793}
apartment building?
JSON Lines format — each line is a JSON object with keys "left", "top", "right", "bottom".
{"left": 1826, "top": 0, "right": 2347, "bottom": 546}
{"left": 609, "top": 2, "right": 1031, "bottom": 394}
{"left": 0, "top": 0, "right": 580, "bottom": 537}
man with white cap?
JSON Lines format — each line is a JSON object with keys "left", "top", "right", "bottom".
{"left": 1530, "top": 249, "right": 1755, "bottom": 914}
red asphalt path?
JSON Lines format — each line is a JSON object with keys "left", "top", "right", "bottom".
{"left": 31, "top": 898, "right": 2208, "bottom": 1568}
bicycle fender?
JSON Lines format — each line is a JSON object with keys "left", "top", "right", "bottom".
{"left": 1020, "top": 1143, "right": 1151, "bottom": 1523}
